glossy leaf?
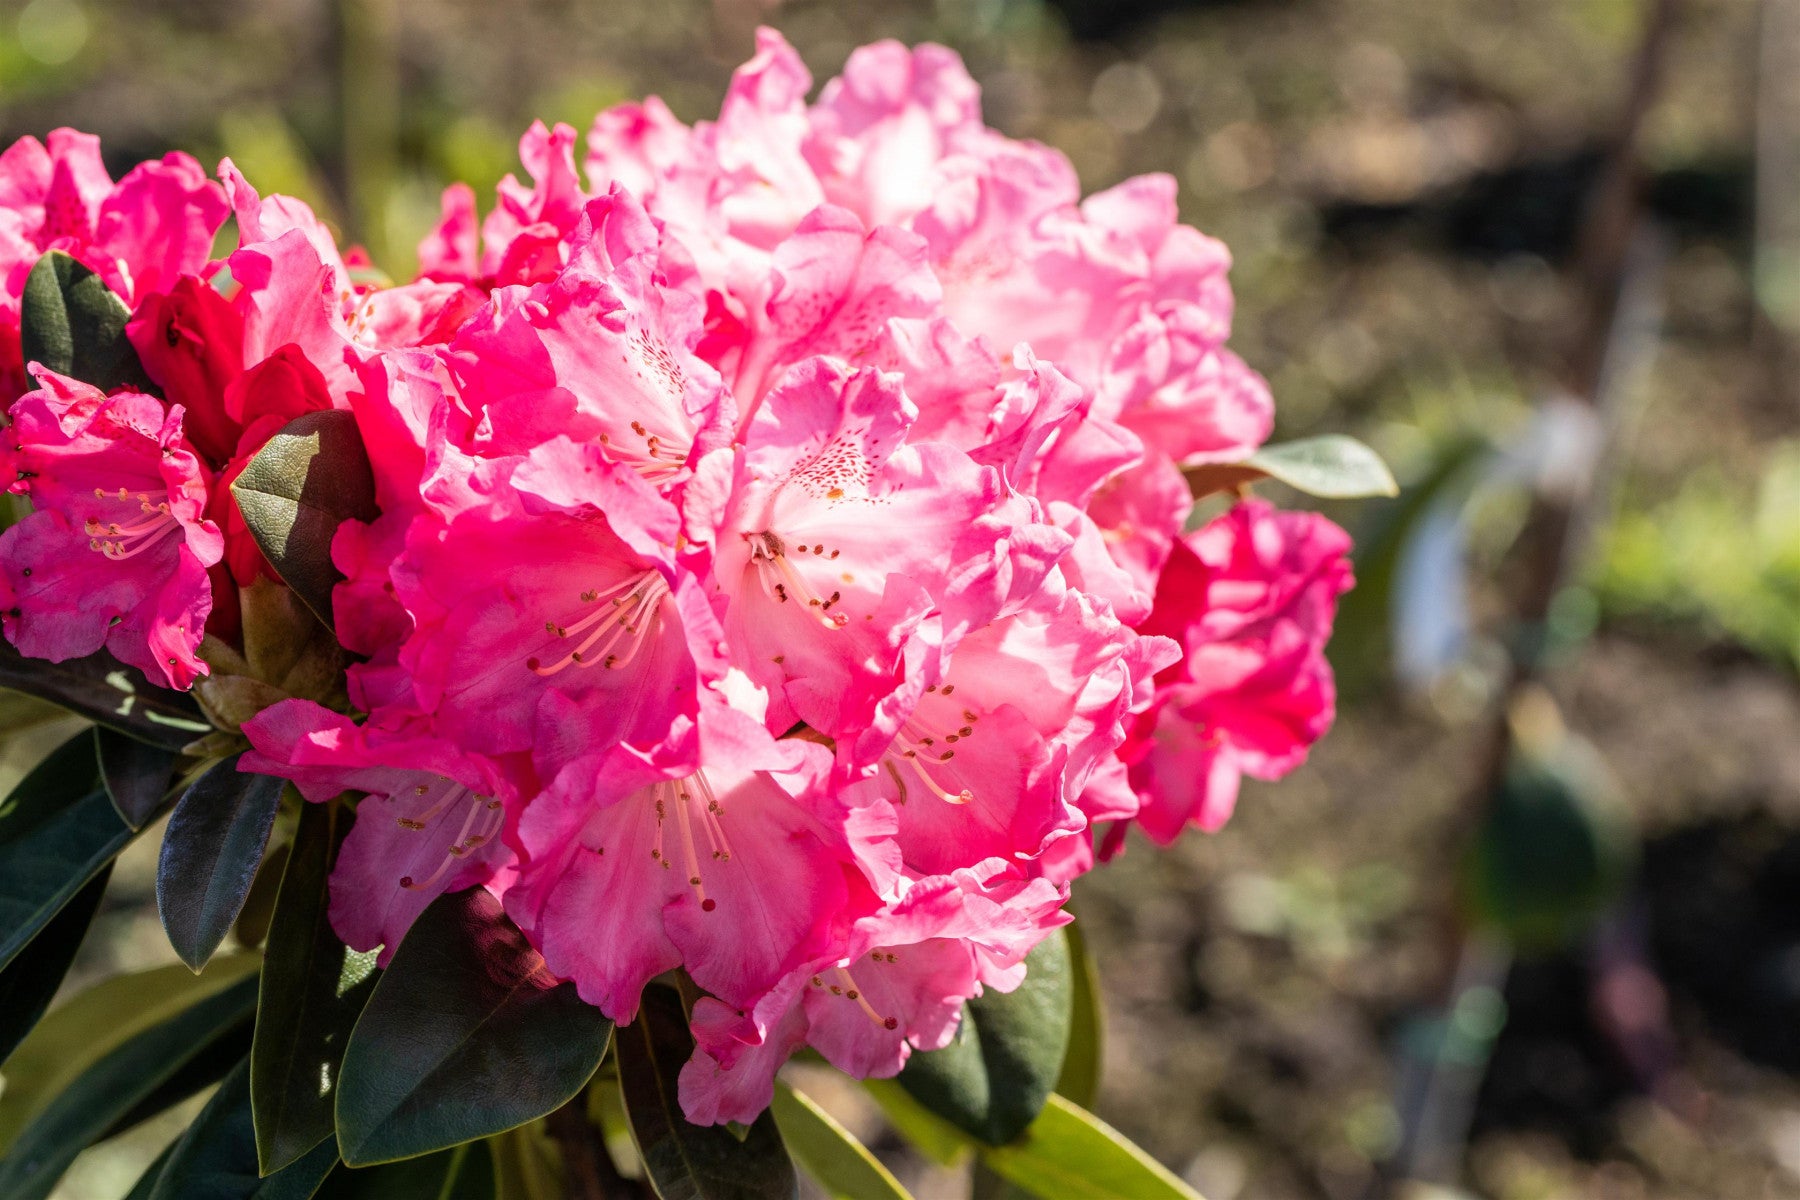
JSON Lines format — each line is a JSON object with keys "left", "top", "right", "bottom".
{"left": 96, "top": 726, "right": 180, "bottom": 829}
{"left": 141, "top": 1058, "right": 340, "bottom": 1200}
{"left": 0, "top": 974, "right": 257, "bottom": 1200}
{"left": 0, "top": 956, "right": 260, "bottom": 1152}
{"left": 770, "top": 1081, "right": 909, "bottom": 1200}
{"left": 980, "top": 1095, "right": 1202, "bottom": 1200}
{"left": 898, "top": 930, "right": 1072, "bottom": 1145}
{"left": 158, "top": 754, "right": 286, "bottom": 971}
{"left": 18, "top": 250, "right": 153, "bottom": 392}
{"left": 616, "top": 984, "right": 797, "bottom": 1200}
{"left": 0, "top": 730, "right": 129, "bottom": 974}
{"left": 323, "top": 1142, "right": 498, "bottom": 1199}
{"left": 0, "top": 640, "right": 211, "bottom": 750}
{"left": 335, "top": 888, "right": 613, "bottom": 1166}
{"left": 1056, "top": 924, "right": 1104, "bottom": 1108}
{"left": 230, "top": 410, "right": 379, "bottom": 628}
{"left": 0, "top": 864, "right": 109, "bottom": 1063}
{"left": 253, "top": 800, "right": 380, "bottom": 1173}
{"left": 1187, "top": 434, "right": 1399, "bottom": 501}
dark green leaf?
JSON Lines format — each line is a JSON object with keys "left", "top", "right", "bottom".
{"left": 146, "top": 1058, "right": 340, "bottom": 1200}
{"left": 0, "top": 974, "right": 257, "bottom": 1200}
{"left": 96, "top": 726, "right": 180, "bottom": 829}
{"left": 979, "top": 1095, "right": 1201, "bottom": 1200}
{"left": 98, "top": 1015, "right": 254, "bottom": 1142}
{"left": 323, "top": 1142, "right": 498, "bottom": 1199}
{"left": 898, "top": 931, "right": 1072, "bottom": 1145}
{"left": 18, "top": 250, "right": 154, "bottom": 392}
{"left": 230, "top": 410, "right": 379, "bottom": 628}
{"left": 0, "top": 640, "right": 211, "bottom": 750}
{"left": 0, "top": 730, "right": 129, "bottom": 974}
{"left": 1055, "top": 923, "right": 1103, "bottom": 1108}
{"left": 253, "top": 800, "right": 380, "bottom": 1173}
{"left": 616, "top": 985, "right": 796, "bottom": 1200}
{"left": 0, "top": 956, "right": 260, "bottom": 1152}
{"left": 157, "top": 754, "right": 285, "bottom": 971}
{"left": 1186, "top": 434, "right": 1399, "bottom": 501}
{"left": 0, "top": 864, "right": 109, "bottom": 1063}
{"left": 335, "top": 888, "right": 613, "bottom": 1166}
{"left": 770, "top": 1081, "right": 909, "bottom": 1200}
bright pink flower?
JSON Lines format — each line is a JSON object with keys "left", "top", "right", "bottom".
{"left": 240, "top": 699, "right": 520, "bottom": 962}
{"left": 506, "top": 702, "right": 863, "bottom": 1023}
{"left": 1095, "top": 306, "right": 1272, "bottom": 466}
{"left": 1130, "top": 500, "right": 1353, "bottom": 842}
{"left": 700, "top": 357, "right": 1014, "bottom": 739}
{"left": 438, "top": 189, "right": 730, "bottom": 473}
{"left": 0, "top": 130, "right": 228, "bottom": 401}
{"left": 0, "top": 368, "right": 221, "bottom": 689}
{"left": 679, "top": 861, "right": 1068, "bottom": 1125}
{"left": 419, "top": 122, "right": 589, "bottom": 290}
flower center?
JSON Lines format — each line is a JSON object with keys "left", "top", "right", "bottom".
{"left": 883, "top": 689, "right": 977, "bottom": 805}
{"left": 647, "top": 772, "right": 734, "bottom": 913}
{"left": 526, "top": 568, "right": 670, "bottom": 676}
{"left": 598, "top": 420, "right": 690, "bottom": 483}
{"left": 395, "top": 778, "right": 503, "bottom": 893}
{"left": 746, "top": 531, "right": 848, "bottom": 629}
{"left": 84, "top": 486, "right": 180, "bottom": 560}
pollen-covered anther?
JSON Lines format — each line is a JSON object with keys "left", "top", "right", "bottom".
{"left": 833, "top": 967, "right": 897, "bottom": 1029}
{"left": 746, "top": 531, "right": 849, "bottom": 629}
{"left": 394, "top": 782, "right": 502, "bottom": 893}
{"left": 650, "top": 773, "right": 734, "bottom": 913}
{"left": 526, "top": 569, "right": 670, "bottom": 676}
{"left": 84, "top": 487, "right": 179, "bottom": 561}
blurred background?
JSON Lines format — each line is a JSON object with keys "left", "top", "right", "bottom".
{"left": 2, "top": 0, "right": 1797, "bottom": 1196}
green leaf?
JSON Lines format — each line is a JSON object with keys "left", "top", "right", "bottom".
{"left": 615, "top": 984, "right": 797, "bottom": 1200}
{"left": 898, "top": 930, "right": 1072, "bottom": 1145}
{"left": 489, "top": 1122, "right": 564, "bottom": 1200}
{"left": 0, "top": 974, "right": 257, "bottom": 1200}
{"left": 861, "top": 1080, "right": 972, "bottom": 1169}
{"left": 1056, "top": 923, "right": 1103, "bottom": 1108}
{"left": 253, "top": 800, "right": 380, "bottom": 1173}
{"left": 0, "top": 640, "right": 212, "bottom": 750}
{"left": 0, "top": 864, "right": 109, "bottom": 1063}
{"left": 143, "top": 1058, "right": 341, "bottom": 1200}
{"left": 18, "top": 250, "right": 154, "bottom": 393}
{"left": 770, "top": 1081, "right": 909, "bottom": 1200}
{"left": 157, "top": 754, "right": 286, "bottom": 971}
{"left": 96, "top": 726, "right": 180, "bottom": 829}
{"left": 123, "top": 1140, "right": 180, "bottom": 1200}
{"left": 979, "top": 1095, "right": 1202, "bottom": 1200}
{"left": 0, "top": 730, "right": 130, "bottom": 974}
{"left": 230, "top": 410, "right": 379, "bottom": 628}
{"left": 323, "top": 1142, "right": 498, "bottom": 1199}
{"left": 335, "top": 888, "right": 613, "bottom": 1166}
{"left": 1186, "top": 435, "right": 1399, "bottom": 501}
{"left": 0, "top": 956, "right": 260, "bottom": 1152}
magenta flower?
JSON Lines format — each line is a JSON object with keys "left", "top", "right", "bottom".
{"left": 0, "top": 369, "right": 222, "bottom": 689}
{"left": 1130, "top": 500, "right": 1355, "bottom": 841}
{"left": 0, "top": 129, "right": 228, "bottom": 402}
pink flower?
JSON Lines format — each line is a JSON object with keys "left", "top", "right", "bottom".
{"left": 0, "top": 129, "right": 228, "bottom": 401}
{"left": 700, "top": 357, "right": 1014, "bottom": 739}
{"left": 678, "top": 860, "right": 1068, "bottom": 1125}
{"left": 240, "top": 699, "right": 521, "bottom": 962}
{"left": 1130, "top": 500, "right": 1353, "bottom": 842}
{"left": 419, "top": 122, "right": 590, "bottom": 290}
{"left": 506, "top": 702, "right": 864, "bottom": 1023}
{"left": 0, "top": 368, "right": 222, "bottom": 689}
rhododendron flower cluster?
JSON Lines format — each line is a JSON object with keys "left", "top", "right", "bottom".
{"left": 0, "top": 31, "right": 1353, "bottom": 1125}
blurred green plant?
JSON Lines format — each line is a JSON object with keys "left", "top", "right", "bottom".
{"left": 1594, "top": 442, "right": 1800, "bottom": 671}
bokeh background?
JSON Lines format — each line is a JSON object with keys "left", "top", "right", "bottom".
{"left": 2, "top": 0, "right": 1797, "bottom": 1196}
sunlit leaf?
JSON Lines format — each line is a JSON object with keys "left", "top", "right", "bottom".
{"left": 1056, "top": 924, "right": 1103, "bottom": 1108}
{"left": 979, "top": 1094, "right": 1202, "bottom": 1200}
{"left": 1186, "top": 435, "right": 1399, "bottom": 500}
{"left": 230, "top": 410, "right": 379, "bottom": 628}
{"left": 770, "top": 1081, "right": 909, "bottom": 1200}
